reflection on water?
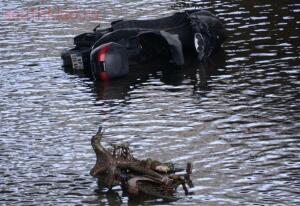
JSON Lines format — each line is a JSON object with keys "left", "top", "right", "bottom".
{"left": 1, "top": 0, "right": 300, "bottom": 205}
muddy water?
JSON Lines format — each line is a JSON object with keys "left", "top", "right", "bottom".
{"left": 1, "top": 0, "right": 300, "bottom": 205}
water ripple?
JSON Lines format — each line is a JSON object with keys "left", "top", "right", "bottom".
{"left": 1, "top": 0, "right": 300, "bottom": 205}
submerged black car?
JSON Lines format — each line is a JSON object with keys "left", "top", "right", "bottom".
{"left": 61, "top": 9, "right": 226, "bottom": 81}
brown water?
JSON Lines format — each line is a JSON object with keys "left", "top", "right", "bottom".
{"left": 1, "top": 0, "right": 300, "bottom": 205}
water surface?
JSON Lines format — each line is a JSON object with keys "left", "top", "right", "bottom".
{"left": 1, "top": 0, "right": 300, "bottom": 205}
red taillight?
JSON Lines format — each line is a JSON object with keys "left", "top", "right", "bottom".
{"left": 94, "top": 43, "right": 112, "bottom": 81}
{"left": 96, "top": 44, "right": 111, "bottom": 62}
{"left": 98, "top": 71, "right": 109, "bottom": 81}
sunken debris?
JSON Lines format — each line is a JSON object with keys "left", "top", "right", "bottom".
{"left": 90, "top": 127, "right": 193, "bottom": 199}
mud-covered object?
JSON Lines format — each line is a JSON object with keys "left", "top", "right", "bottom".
{"left": 90, "top": 127, "right": 193, "bottom": 199}
{"left": 61, "top": 9, "right": 226, "bottom": 80}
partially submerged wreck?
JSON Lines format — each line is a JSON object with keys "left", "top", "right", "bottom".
{"left": 62, "top": 9, "right": 226, "bottom": 80}
{"left": 90, "top": 127, "right": 193, "bottom": 199}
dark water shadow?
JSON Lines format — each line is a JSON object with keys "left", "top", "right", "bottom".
{"left": 90, "top": 184, "right": 180, "bottom": 206}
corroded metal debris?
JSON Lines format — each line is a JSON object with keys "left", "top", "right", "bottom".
{"left": 90, "top": 127, "right": 193, "bottom": 199}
